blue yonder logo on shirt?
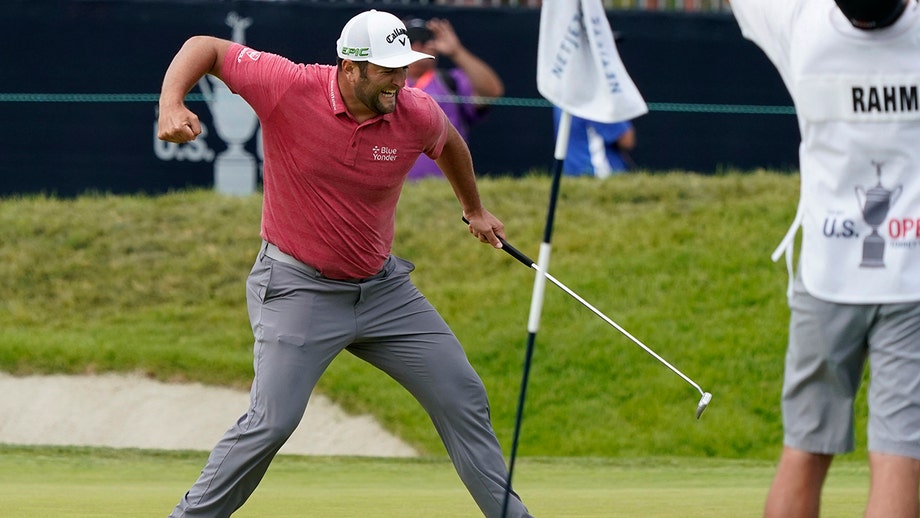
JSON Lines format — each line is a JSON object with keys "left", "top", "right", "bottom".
{"left": 372, "top": 146, "right": 398, "bottom": 162}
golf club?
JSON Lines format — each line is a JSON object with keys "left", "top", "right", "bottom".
{"left": 464, "top": 218, "right": 713, "bottom": 419}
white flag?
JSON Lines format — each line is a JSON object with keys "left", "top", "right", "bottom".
{"left": 537, "top": 0, "right": 648, "bottom": 123}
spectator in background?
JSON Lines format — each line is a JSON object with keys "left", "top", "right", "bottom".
{"left": 554, "top": 106, "right": 637, "bottom": 178}
{"left": 405, "top": 17, "right": 504, "bottom": 180}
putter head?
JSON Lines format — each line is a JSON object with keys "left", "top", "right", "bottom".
{"left": 695, "top": 392, "right": 713, "bottom": 420}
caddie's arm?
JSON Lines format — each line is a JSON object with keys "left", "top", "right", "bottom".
{"left": 158, "top": 36, "right": 233, "bottom": 144}
{"left": 436, "top": 124, "right": 505, "bottom": 249}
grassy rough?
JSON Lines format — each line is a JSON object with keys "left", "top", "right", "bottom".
{"left": 0, "top": 172, "right": 870, "bottom": 460}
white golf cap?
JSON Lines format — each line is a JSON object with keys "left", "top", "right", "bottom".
{"left": 336, "top": 10, "right": 434, "bottom": 68}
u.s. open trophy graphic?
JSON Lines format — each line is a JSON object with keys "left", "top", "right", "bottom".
{"left": 200, "top": 12, "right": 259, "bottom": 195}
{"left": 854, "top": 162, "right": 902, "bottom": 268}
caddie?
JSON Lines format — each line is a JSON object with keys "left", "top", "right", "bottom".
{"left": 727, "top": 0, "right": 920, "bottom": 516}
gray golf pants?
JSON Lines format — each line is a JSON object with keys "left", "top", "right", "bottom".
{"left": 169, "top": 244, "right": 531, "bottom": 517}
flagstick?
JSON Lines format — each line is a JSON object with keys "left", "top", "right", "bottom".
{"left": 501, "top": 109, "right": 572, "bottom": 518}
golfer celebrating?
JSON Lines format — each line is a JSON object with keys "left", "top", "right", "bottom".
{"left": 729, "top": 0, "right": 920, "bottom": 517}
{"left": 158, "top": 10, "right": 531, "bottom": 518}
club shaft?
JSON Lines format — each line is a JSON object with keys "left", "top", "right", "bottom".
{"left": 530, "top": 262, "right": 705, "bottom": 396}
{"left": 461, "top": 218, "right": 706, "bottom": 396}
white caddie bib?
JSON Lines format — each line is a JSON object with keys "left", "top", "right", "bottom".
{"left": 735, "top": 0, "right": 920, "bottom": 304}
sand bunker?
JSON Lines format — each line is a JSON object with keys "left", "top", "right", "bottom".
{"left": 0, "top": 372, "right": 417, "bottom": 457}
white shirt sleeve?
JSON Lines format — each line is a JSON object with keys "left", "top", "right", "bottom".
{"left": 729, "top": 0, "right": 805, "bottom": 88}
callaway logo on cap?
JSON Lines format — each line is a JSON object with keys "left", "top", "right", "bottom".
{"left": 336, "top": 10, "right": 434, "bottom": 68}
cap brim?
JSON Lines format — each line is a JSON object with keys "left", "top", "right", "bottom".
{"left": 368, "top": 50, "right": 434, "bottom": 69}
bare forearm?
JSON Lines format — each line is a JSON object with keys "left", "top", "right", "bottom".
{"left": 159, "top": 36, "right": 229, "bottom": 107}
{"left": 449, "top": 47, "right": 504, "bottom": 99}
{"left": 437, "top": 126, "right": 484, "bottom": 217}
{"left": 438, "top": 132, "right": 505, "bottom": 247}
{"left": 157, "top": 36, "right": 231, "bottom": 143}
{"left": 618, "top": 127, "right": 636, "bottom": 151}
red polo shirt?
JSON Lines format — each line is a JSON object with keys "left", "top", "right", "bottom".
{"left": 221, "top": 43, "right": 449, "bottom": 279}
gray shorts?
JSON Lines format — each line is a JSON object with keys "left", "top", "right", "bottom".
{"left": 783, "top": 275, "right": 920, "bottom": 459}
